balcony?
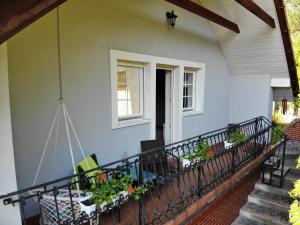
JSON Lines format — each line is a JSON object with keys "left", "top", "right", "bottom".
{"left": 0, "top": 116, "right": 287, "bottom": 225}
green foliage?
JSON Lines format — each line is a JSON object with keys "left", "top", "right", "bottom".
{"left": 182, "top": 140, "right": 214, "bottom": 161}
{"left": 90, "top": 172, "right": 147, "bottom": 206}
{"left": 290, "top": 157, "right": 300, "bottom": 225}
{"left": 290, "top": 200, "right": 300, "bottom": 225}
{"left": 227, "top": 131, "right": 247, "bottom": 144}
{"left": 271, "top": 123, "right": 287, "bottom": 144}
{"left": 272, "top": 112, "right": 285, "bottom": 124}
{"left": 294, "top": 94, "right": 300, "bottom": 109}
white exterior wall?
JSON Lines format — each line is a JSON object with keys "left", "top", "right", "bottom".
{"left": 230, "top": 75, "right": 273, "bottom": 123}
{"left": 7, "top": 0, "right": 231, "bottom": 203}
{"left": 0, "top": 43, "right": 22, "bottom": 225}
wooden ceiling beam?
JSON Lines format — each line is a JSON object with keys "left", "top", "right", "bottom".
{"left": 0, "top": 0, "right": 67, "bottom": 45}
{"left": 166, "top": 0, "right": 240, "bottom": 33}
{"left": 235, "top": 0, "right": 276, "bottom": 28}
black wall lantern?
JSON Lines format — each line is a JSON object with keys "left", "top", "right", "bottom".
{"left": 166, "top": 10, "right": 177, "bottom": 28}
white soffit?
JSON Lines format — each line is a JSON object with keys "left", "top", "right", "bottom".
{"left": 201, "top": 0, "right": 289, "bottom": 78}
{"left": 271, "top": 78, "right": 291, "bottom": 87}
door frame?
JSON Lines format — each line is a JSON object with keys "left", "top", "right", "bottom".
{"left": 155, "top": 64, "right": 184, "bottom": 143}
{"left": 156, "top": 67, "right": 174, "bottom": 144}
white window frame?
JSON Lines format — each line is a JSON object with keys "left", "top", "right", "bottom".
{"left": 182, "top": 68, "right": 205, "bottom": 117}
{"left": 183, "top": 70, "right": 197, "bottom": 112}
{"left": 117, "top": 61, "right": 144, "bottom": 121}
{"left": 110, "top": 50, "right": 205, "bottom": 140}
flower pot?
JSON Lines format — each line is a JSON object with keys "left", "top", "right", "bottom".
{"left": 181, "top": 156, "right": 203, "bottom": 167}
{"left": 79, "top": 191, "right": 129, "bottom": 215}
{"left": 79, "top": 194, "right": 96, "bottom": 217}
{"left": 224, "top": 140, "right": 234, "bottom": 149}
{"left": 98, "top": 191, "right": 129, "bottom": 212}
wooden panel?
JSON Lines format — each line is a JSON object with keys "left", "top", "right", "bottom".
{"left": 0, "top": 0, "right": 67, "bottom": 45}
{"left": 166, "top": 0, "right": 240, "bottom": 33}
{"left": 235, "top": 0, "right": 276, "bottom": 28}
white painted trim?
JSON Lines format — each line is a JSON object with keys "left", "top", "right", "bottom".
{"left": 113, "top": 118, "right": 151, "bottom": 129}
{"left": 111, "top": 50, "right": 205, "bottom": 69}
{"left": 271, "top": 78, "right": 291, "bottom": 87}
{"left": 164, "top": 70, "right": 173, "bottom": 144}
{"left": 182, "top": 111, "right": 203, "bottom": 117}
{"left": 0, "top": 43, "right": 22, "bottom": 225}
{"left": 182, "top": 67, "right": 205, "bottom": 116}
{"left": 110, "top": 49, "right": 205, "bottom": 141}
{"left": 172, "top": 66, "right": 184, "bottom": 142}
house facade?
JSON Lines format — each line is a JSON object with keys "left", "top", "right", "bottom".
{"left": 0, "top": 0, "right": 298, "bottom": 224}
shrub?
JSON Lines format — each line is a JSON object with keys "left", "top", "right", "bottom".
{"left": 289, "top": 157, "right": 300, "bottom": 225}
{"left": 272, "top": 112, "right": 285, "bottom": 124}
{"left": 228, "top": 131, "right": 247, "bottom": 144}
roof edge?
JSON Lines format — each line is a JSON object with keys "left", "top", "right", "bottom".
{"left": 274, "top": 0, "right": 299, "bottom": 97}
{"left": 0, "top": 0, "right": 67, "bottom": 45}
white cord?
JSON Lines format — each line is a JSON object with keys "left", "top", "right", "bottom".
{"left": 51, "top": 105, "right": 62, "bottom": 179}
{"left": 62, "top": 102, "right": 80, "bottom": 194}
{"left": 33, "top": 104, "right": 60, "bottom": 186}
{"left": 64, "top": 104, "right": 91, "bottom": 170}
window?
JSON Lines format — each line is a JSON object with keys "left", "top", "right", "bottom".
{"left": 183, "top": 71, "right": 196, "bottom": 112}
{"left": 117, "top": 64, "right": 144, "bottom": 120}
{"left": 111, "top": 49, "right": 205, "bottom": 130}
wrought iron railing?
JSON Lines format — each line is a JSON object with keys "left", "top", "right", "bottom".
{"left": 261, "top": 119, "right": 288, "bottom": 187}
{"left": 0, "top": 116, "right": 285, "bottom": 225}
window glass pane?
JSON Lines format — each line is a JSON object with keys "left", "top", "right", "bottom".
{"left": 183, "top": 72, "right": 195, "bottom": 110}
{"left": 185, "top": 73, "right": 193, "bottom": 84}
{"left": 117, "top": 65, "right": 143, "bottom": 118}
{"left": 118, "top": 100, "right": 127, "bottom": 117}
{"left": 186, "top": 97, "right": 193, "bottom": 108}
{"left": 117, "top": 84, "right": 127, "bottom": 99}
{"left": 183, "top": 97, "right": 187, "bottom": 108}
{"left": 118, "top": 71, "right": 126, "bottom": 83}
{"left": 128, "top": 99, "right": 140, "bottom": 115}
{"left": 183, "top": 86, "right": 188, "bottom": 97}
{"left": 186, "top": 85, "right": 193, "bottom": 96}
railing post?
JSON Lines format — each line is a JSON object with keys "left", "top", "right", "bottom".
{"left": 231, "top": 147, "right": 236, "bottom": 174}
{"left": 253, "top": 117, "right": 259, "bottom": 158}
{"left": 280, "top": 138, "right": 287, "bottom": 187}
{"left": 197, "top": 164, "right": 203, "bottom": 196}
{"left": 138, "top": 156, "right": 144, "bottom": 225}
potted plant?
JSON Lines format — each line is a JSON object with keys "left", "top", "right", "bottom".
{"left": 79, "top": 171, "right": 147, "bottom": 216}
{"left": 181, "top": 140, "right": 214, "bottom": 167}
{"left": 224, "top": 130, "right": 247, "bottom": 149}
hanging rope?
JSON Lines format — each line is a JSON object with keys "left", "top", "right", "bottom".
{"left": 57, "top": 7, "right": 63, "bottom": 101}
{"left": 33, "top": 105, "right": 60, "bottom": 186}
{"left": 51, "top": 105, "right": 61, "bottom": 179}
{"left": 33, "top": 7, "right": 91, "bottom": 190}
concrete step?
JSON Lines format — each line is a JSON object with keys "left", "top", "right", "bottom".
{"left": 285, "top": 148, "right": 300, "bottom": 157}
{"left": 240, "top": 202, "right": 289, "bottom": 225}
{"left": 285, "top": 168, "right": 300, "bottom": 181}
{"left": 248, "top": 189, "right": 291, "bottom": 213}
{"left": 274, "top": 166, "right": 290, "bottom": 177}
{"left": 231, "top": 216, "right": 263, "bottom": 225}
{"left": 255, "top": 181, "right": 292, "bottom": 198}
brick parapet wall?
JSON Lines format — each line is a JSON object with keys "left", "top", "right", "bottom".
{"left": 286, "top": 119, "right": 300, "bottom": 141}
{"left": 164, "top": 148, "right": 270, "bottom": 225}
{"left": 187, "top": 169, "right": 260, "bottom": 225}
